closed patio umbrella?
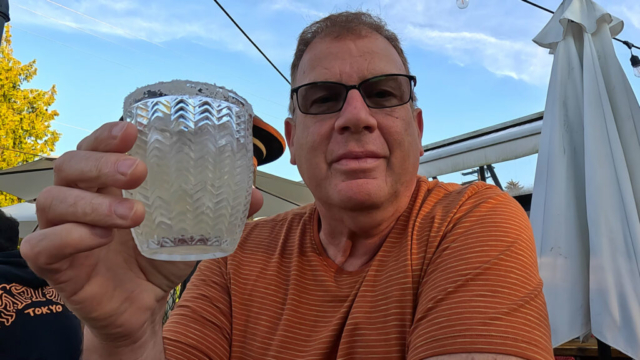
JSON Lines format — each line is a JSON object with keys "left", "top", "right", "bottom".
{"left": 530, "top": 0, "right": 640, "bottom": 357}
{"left": 0, "top": 0, "right": 9, "bottom": 40}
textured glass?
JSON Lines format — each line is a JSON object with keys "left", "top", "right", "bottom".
{"left": 123, "top": 91, "right": 253, "bottom": 261}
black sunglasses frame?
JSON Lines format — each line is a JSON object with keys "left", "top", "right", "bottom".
{"left": 290, "top": 74, "right": 417, "bottom": 115}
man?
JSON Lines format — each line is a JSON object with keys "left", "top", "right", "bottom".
{"left": 0, "top": 210, "right": 82, "bottom": 359}
{"left": 20, "top": 11, "right": 553, "bottom": 359}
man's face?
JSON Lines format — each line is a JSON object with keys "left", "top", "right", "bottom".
{"left": 285, "top": 32, "right": 424, "bottom": 211}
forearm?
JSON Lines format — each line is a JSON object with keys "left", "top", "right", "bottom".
{"left": 81, "top": 299, "right": 168, "bottom": 360}
{"left": 82, "top": 325, "right": 166, "bottom": 360}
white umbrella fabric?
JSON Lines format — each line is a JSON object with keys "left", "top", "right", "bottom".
{"left": 530, "top": 0, "right": 640, "bottom": 357}
{"left": 0, "top": 202, "right": 37, "bottom": 239}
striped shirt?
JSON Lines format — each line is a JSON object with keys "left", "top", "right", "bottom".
{"left": 164, "top": 177, "right": 553, "bottom": 359}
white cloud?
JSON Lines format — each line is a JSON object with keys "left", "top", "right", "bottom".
{"left": 17, "top": 0, "right": 637, "bottom": 87}
{"left": 264, "top": 0, "right": 556, "bottom": 86}
{"left": 12, "top": 0, "right": 291, "bottom": 61}
{"left": 372, "top": 0, "right": 554, "bottom": 85}
{"left": 404, "top": 26, "right": 553, "bottom": 85}
{"left": 617, "top": 4, "right": 640, "bottom": 30}
{"left": 268, "top": 0, "right": 326, "bottom": 20}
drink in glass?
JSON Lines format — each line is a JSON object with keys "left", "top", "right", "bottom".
{"left": 122, "top": 80, "right": 254, "bottom": 261}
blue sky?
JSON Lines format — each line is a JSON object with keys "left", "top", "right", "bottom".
{"left": 8, "top": 0, "right": 640, "bottom": 186}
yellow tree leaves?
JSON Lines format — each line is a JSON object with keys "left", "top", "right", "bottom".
{"left": 1, "top": 25, "right": 60, "bottom": 207}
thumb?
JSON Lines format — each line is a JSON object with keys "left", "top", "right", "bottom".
{"left": 248, "top": 187, "right": 264, "bottom": 218}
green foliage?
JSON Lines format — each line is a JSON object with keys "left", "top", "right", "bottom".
{"left": 0, "top": 25, "right": 60, "bottom": 207}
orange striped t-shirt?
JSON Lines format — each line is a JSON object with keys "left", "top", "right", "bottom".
{"left": 163, "top": 177, "right": 553, "bottom": 359}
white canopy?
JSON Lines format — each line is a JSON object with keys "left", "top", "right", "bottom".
{"left": 530, "top": 0, "right": 640, "bottom": 357}
{"left": 0, "top": 157, "right": 57, "bottom": 201}
{"left": 0, "top": 202, "right": 38, "bottom": 239}
{"left": 254, "top": 171, "right": 314, "bottom": 219}
{"left": 0, "top": 157, "right": 314, "bottom": 236}
{"left": 418, "top": 112, "right": 542, "bottom": 179}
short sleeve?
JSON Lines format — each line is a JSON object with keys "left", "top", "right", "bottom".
{"left": 163, "top": 259, "right": 231, "bottom": 360}
{"left": 407, "top": 186, "right": 553, "bottom": 360}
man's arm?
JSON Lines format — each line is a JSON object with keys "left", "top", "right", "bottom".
{"left": 408, "top": 185, "right": 553, "bottom": 360}
{"left": 83, "top": 324, "right": 166, "bottom": 360}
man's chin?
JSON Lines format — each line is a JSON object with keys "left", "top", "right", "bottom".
{"left": 329, "top": 179, "right": 387, "bottom": 210}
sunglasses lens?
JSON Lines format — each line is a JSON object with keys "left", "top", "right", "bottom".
{"left": 360, "top": 76, "right": 412, "bottom": 108}
{"left": 297, "top": 83, "right": 347, "bottom": 115}
{"left": 294, "top": 75, "right": 414, "bottom": 115}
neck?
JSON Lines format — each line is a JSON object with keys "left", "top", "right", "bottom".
{"left": 316, "top": 179, "right": 417, "bottom": 272}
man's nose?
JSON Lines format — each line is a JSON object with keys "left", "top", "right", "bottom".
{"left": 334, "top": 89, "right": 378, "bottom": 134}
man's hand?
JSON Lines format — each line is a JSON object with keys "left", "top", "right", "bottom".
{"left": 20, "top": 122, "right": 263, "bottom": 359}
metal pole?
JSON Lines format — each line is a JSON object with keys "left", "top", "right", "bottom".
{"left": 597, "top": 339, "right": 613, "bottom": 360}
{"left": 0, "top": 0, "right": 9, "bottom": 41}
{"left": 487, "top": 165, "right": 503, "bottom": 190}
{"left": 479, "top": 166, "right": 487, "bottom": 182}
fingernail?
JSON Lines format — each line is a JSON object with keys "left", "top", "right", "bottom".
{"left": 114, "top": 200, "right": 135, "bottom": 220}
{"left": 117, "top": 158, "right": 139, "bottom": 176}
{"left": 92, "top": 227, "right": 113, "bottom": 239}
{"left": 112, "top": 122, "right": 127, "bottom": 136}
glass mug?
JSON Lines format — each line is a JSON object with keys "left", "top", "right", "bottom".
{"left": 122, "top": 80, "right": 254, "bottom": 261}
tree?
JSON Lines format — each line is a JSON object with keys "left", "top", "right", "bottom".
{"left": 0, "top": 25, "right": 60, "bottom": 207}
{"left": 505, "top": 179, "right": 524, "bottom": 193}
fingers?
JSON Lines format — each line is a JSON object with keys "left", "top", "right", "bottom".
{"left": 20, "top": 223, "right": 114, "bottom": 272}
{"left": 36, "top": 186, "right": 145, "bottom": 230}
{"left": 248, "top": 187, "right": 264, "bottom": 218}
{"left": 59, "top": 122, "right": 145, "bottom": 195}
{"left": 54, "top": 151, "right": 147, "bottom": 190}
{"left": 77, "top": 122, "right": 138, "bottom": 153}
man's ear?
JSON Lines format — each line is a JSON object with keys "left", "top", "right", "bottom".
{"left": 413, "top": 107, "right": 424, "bottom": 156}
{"left": 285, "top": 117, "right": 297, "bottom": 165}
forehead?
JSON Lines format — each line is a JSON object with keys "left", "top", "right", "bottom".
{"left": 295, "top": 32, "right": 407, "bottom": 86}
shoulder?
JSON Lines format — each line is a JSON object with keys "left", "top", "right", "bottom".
{"left": 408, "top": 182, "right": 549, "bottom": 359}
{"left": 416, "top": 175, "right": 506, "bottom": 202}
{"left": 410, "top": 177, "right": 531, "bottom": 251}
{"left": 417, "top": 177, "right": 535, "bottom": 259}
{"left": 414, "top": 176, "right": 520, "bottom": 219}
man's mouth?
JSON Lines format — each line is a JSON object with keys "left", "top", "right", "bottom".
{"left": 332, "top": 151, "right": 385, "bottom": 169}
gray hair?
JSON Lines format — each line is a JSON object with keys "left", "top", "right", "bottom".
{"left": 289, "top": 11, "right": 414, "bottom": 116}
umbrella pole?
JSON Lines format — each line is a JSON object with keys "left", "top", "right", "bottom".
{"left": 596, "top": 339, "right": 612, "bottom": 360}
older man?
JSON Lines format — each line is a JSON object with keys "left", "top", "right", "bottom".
{"left": 21, "top": 11, "right": 552, "bottom": 360}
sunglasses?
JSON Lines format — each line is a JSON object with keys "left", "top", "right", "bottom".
{"left": 290, "top": 74, "right": 417, "bottom": 115}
